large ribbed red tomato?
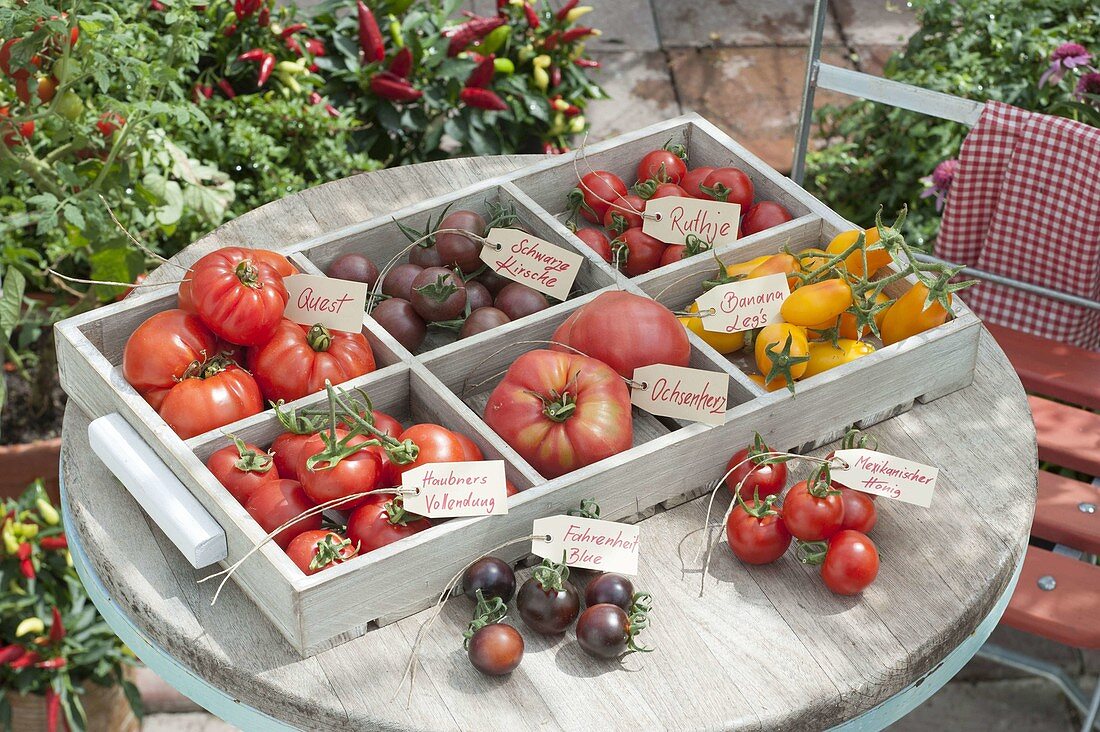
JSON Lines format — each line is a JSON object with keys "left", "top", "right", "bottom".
{"left": 178, "top": 249, "right": 296, "bottom": 312}
{"left": 123, "top": 309, "right": 221, "bottom": 410}
{"left": 179, "top": 247, "right": 289, "bottom": 346}
{"left": 246, "top": 320, "right": 376, "bottom": 402}
{"left": 551, "top": 291, "right": 690, "bottom": 379}
{"left": 483, "top": 349, "right": 632, "bottom": 478}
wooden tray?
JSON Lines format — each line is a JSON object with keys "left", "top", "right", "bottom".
{"left": 55, "top": 114, "right": 982, "bottom": 655}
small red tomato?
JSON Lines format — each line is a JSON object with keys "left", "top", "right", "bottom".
{"left": 270, "top": 430, "right": 317, "bottom": 483}
{"left": 371, "top": 410, "right": 404, "bottom": 437}
{"left": 570, "top": 170, "right": 628, "bottom": 224}
{"left": 821, "top": 530, "right": 879, "bottom": 595}
{"left": 205, "top": 438, "right": 280, "bottom": 504}
{"left": 649, "top": 182, "right": 688, "bottom": 200}
{"left": 636, "top": 148, "right": 687, "bottom": 185}
{"left": 838, "top": 488, "right": 878, "bottom": 533}
{"left": 452, "top": 430, "right": 484, "bottom": 461}
{"left": 574, "top": 228, "right": 613, "bottom": 264}
{"left": 286, "top": 530, "right": 358, "bottom": 575}
{"left": 725, "top": 499, "right": 791, "bottom": 564}
{"left": 659, "top": 244, "right": 686, "bottom": 267}
{"left": 700, "top": 167, "right": 754, "bottom": 210}
{"left": 392, "top": 423, "right": 467, "bottom": 478}
{"left": 95, "top": 111, "right": 125, "bottom": 138}
{"left": 724, "top": 442, "right": 788, "bottom": 501}
{"left": 244, "top": 479, "right": 320, "bottom": 549}
{"left": 602, "top": 194, "right": 646, "bottom": 236}
{"left": 181, "top": 247, "right": 289, "bottom": 347}
{"left": 467, "top": 623, "right": 524, "bottom": 676}
{"left": 741, "top": 201, "right": 793, "bottom": 236}
{"left": 122, "top": 309, "right": 221, "bottom": 411}
{"left": 346, "top": 497, "right": 432, "bottom": 553}
{"left": 615, "top": 227, "right": 667, "bottom": 277}
{"left": 681, "top": 166, "right": 715, "bottom": 198}
{"left": 296, "top": 430, "right": 383, "bottom": 510}
{"left": 782, "top": 479, "right": 845, "bottom": 541}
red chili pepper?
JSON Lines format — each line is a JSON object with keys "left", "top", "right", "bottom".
{"left": 357, "top": 1, "right": 384, "bottom": 63}
{"left": 150, "top": 0, "right": 167, "bottom": 10}
{"left": 575, "top": 57, "right": 600, "bottom": 68}
{"left": 523, "top": 3, "right": 540, "bottom": 28}
{"left": 17, "top": 542, "right": 32, "bottom": 561}
{"left": 223, "top": 23, "right": 237, "bottom": 37}
{"left": 542, "top": 141, "right": 556, "bottom": 154}
{"left": 40, "top": 535, "right": 68, "bottom": 551}
{"left": 237, "top": 48, "right": 265, "bottom": 63}
{"left": 285, "top": 36, "right": 303, "bottom": 55}
{"left": 36, "top": 657, "right": 67, "bottom": 670}
{"left": 324, "top": 104, "right": 340, "bottom": 117}
{"left": 10, "top": 650, "right": 40, "bottom": 669}
{"left": 20, "top": 558, "right": 35, "bottom": 579}
{"left": 556, "top": 0, "right": 579, "bottom": 21}
{"left": 563, "top": 102, "right": 580, "bottom": 117}
{"left": 217, "top": 78, "right": 237, "bottom": 98}
{"left": 561, "top": 26, "right": 596, "bottom": 43}
{"left": 0, "top": 646, "right": 23, "bottom": 665}
{"left": 496, "top": 0, "right": 507, "bottom": 11}
{"left": 257, "top": 53, "right": 275, "bottom": 87}
{"left": 304, "top": 38, "right": 326, "bottom": 56}
{"left": 389, "top": 47, "right": 413, "bottom": 79}
{"left": 308, "top": 92, "right": 322, "bottom": 105}
{"left": 543, "top": 31, "right": 560, "bottom": 51}
{"left": 370, "top": 72, "right": 423, "bottom": 102}
{"left": 45, "top": 688, "right": 60, "bottom": 732}
{"left": 446, "top": 16, "right": 505, "bottom": 57}
{"left": 460, "top": 87, "right": 508, "bottom": 111}
{"left": 49, "top": 607, "right": 65, "bottom": 644}
{"left": 465, "top": 55, "right": 495, "bottom": 88}
{"left": 550, "top": 65, "right": 561, "bottom": 88}
{"left": 233, "top": 0, "right": 262, "bottom": 18}
{"left": 280, "top": 22, "right": 307, "bottom": 39}
{"left": 257, "top": 6, "right": 269, "bottom": 27}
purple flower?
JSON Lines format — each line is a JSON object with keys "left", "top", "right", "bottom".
{"left": 920, "top": 159, "right": 959, "bottom": 213}
{"left": 1039, "top": 43, "right": 1094, "bottom": 87}
{"left": 1075, "top": 71, "right": 1100, "bottom": 100}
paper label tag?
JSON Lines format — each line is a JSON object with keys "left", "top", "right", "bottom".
{"left": 283, "top": 274, "right": 368, "bottom": 333}
{"left": 694, "top": 273, "right": 790, "bottom": 333}
{"left": 642, "top": 196, "right": 741, "bottom": 247}
{"left": 400, "top": 461, "right": 508, "bottom": 517}
{"left": 531, "top": 515, "right": 639, "bottom": 574}
{"left": 479, "top": 228, "right": 584, "bottom": 301}
{"left": 830, "top": 449, "right": 938, "bottom": 507}
{"left": 629, "top": 364, "right": 728, "bottom": 425}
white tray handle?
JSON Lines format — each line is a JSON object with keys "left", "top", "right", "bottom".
{"left": 88, "top": 414, "right": 227, "bottom": 569}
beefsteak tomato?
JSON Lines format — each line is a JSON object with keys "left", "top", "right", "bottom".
{"left": 123, "top": 309, "right": 222, "bottom": 410}
{"left": 180, "top": 247, "right": 289, "bottom": 346}
{"left": 157, "top": 357, "right": 265, "bottom": 439}
{"left": 247, "top": 320, "right": 376, "bottom": 402}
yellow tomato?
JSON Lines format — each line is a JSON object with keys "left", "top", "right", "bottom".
{"left": 803, "top": 339, "right": 876, "bottom": 378}
{"left": 748, "top": 253, "right": 801, "bottom": 289}
{"left": 679, "top": 302, "right": 746, "bottom": 355}
{"left": 724, "top": 254, "right": 772, "bottom": 280}
{"left": 780, "top": 279, "right": 853, "bottom": 327}
{"left": 826, "top": 226, "right": 891, "bottom": 276}
{"left": 880, "top": 282, "right": 951, "bottom": 346}
{"left": 747, "top": 373, "right": 767, "bottom": 387}
{"left": 754, "top": 323, "right": 809, "bottom": 390}
{"left": 798, "top": 247, "right": 830, "bottom": 273}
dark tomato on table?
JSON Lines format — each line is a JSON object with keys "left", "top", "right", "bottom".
{"left": 574, "top": 228, "right": 613, "bottom": 264}
{"left": 700, "top": 167, "right": 755, "bottom": 210}
{"left": 576, "top": 603, "right": 633, "bottom": 659}
{"left": 570, "top": 170, "right": 629, "bottom": 224}
{"left": 494, "top": 282, "right": 549, "bottom": 321}
{"left": 585, "top": 573, "right": 634, "bottom": 611}
{"left": 436, "top": 210, "right": 487, "bottom": 274}
{"left": 725, "top": 500, "right": 791, "bottom": 564}
{"left": 464, "top": 280, "right": 493, "bottom": 312}
{"left": 380, "top": 262, "right": 423, "bottom": 301}
{"left": 459, "top": 307, "right": 511, "bottom": 339}
{"left": 325, "top": 253, "right": 379, "bottom": 288}
{"left": 122, "top": 309, "right": 221, "bottom": 410}
{"left": 616, "top": 227, "right": 667, "bottom": 277}
{"left": 246, "top": 320, "right": 376, "bottom": 403}
{"left": 451, "top": 430, "right": 484, "bottom": 462}
{"left": 392, "top": 423, "right": 467, "bottom": 478}
{"left": 346, "top": 497, "right": 432, "bottom": 553}
{"left": 680, "top": 166, "right": 715, "bottom": 198}
{"left": 782, "top": 479, "right": 845, "bottom": 541}
{"left": 410, "top": 267, "right": 467, "bottom": 322}
{"left": 463, "top": 556, "right": 516, "bottom": 602}
{"left": 467, "top": 624, "right": 524, "bottom": 676}
{"left": 724, "top": 443, "right": 788, "bottom": 500}
{"left": 158, "top": 359, "right": 264, "bottom": 440}
{"left": 180, "top": 247, "right": 289, "bottom": 346}
{"left": 205, "top": 438, "right": 280, "bottom": 504}
{"left": 636, "top": 148, "right": 687, "bottom": 185}
{"left": 838, "top": 488, "right": 878, "bottom": 533}
{"left": 295, "top": 429, "right": 384, "bottom": 510}
{"left": 244, "top": 479, "right": 320, "bottom": 549}
{"left": 517, "top": 574, "right": 580, "bottom": 635}
{"left": 286, "top": 530, "right": 358, "bottom": 575}
{"left": 741, "top": 201, "right": 793, "bottom": 236}
{"left": 602, "top": 194, "right": 646, "bottom": 236}
{"left": 821, "top": 530, "right": 879, "bottom": 595}
{"left": 370, "top": 298, "right": 427, "bottom": 352}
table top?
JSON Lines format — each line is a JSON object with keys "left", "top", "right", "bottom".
{"left": 61, "top": 156, "right": 1037, "bottom": 731}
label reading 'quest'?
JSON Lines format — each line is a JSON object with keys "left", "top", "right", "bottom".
{"left": 630, "top": 364, "right": 728, "bottom": 425}
{"left": 693, "top": 272, "right": 790, "bottom": 333}
{"left": 642, "top": 196, "right": 740, "bottom": 247}
{"left": 480, "top": 228, "right": 584, "bottom": 301}
{"left": 283, "top": 274, "right": 369, "bottom": 333}
{"left": 400, "top": 461, "right": 508, "bottom": 517}
{"left": 829, "top": 449, "right": 939, "bottom": 507}
{"left": 532, "top": 515, "right": 640, "bottom": 574}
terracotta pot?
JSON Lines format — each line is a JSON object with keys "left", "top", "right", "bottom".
{"left": 6, "top": 679, "right": 138, "bottom": 732}
{"left": 0, "top": 438, "right": 62, "bottom": 503}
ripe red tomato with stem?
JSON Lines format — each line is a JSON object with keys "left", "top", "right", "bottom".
{"left": 346, "top": 496, "right": 431, "bottom": 553}
{"left": 295, "top": 428, "right": 384, "bottom": 511}
{"left": 206, "top": 435, "right": 280, "bottom": 504}
{"left": 802, "top": 529, "right": 879, "bottom": 595}
{"left": 782, "top": 466, "right": 845, "bottom": 541}
{"left": 700, "top": 167, "right": 755, "bottom": 210}
{"left": 95, "top": 111, "right": 125, "bottom": 139}
{"left": 657, "top": 233, "right": 711, "bottom": 267}
{"left": 636, "top": 146, "right": 688, "bottom": 185}
{"left": 725, "top": 493, "right": 791, "bottom": 564}
{"left": 680, "top": 166, "right": 715, "bottom": 198}
{"left": 391, "top": 423, "right": 467, "bottom": 477}
{"left": 410, "top": 266, "right": 467, "bottom": 322}
{"left": 516, "top": 556, "right": 580, "bottom": 634}
{"left": 286, "top": 530, "right": 358, "bottom": 575}
{"left": 574, "top": 228, "right": 613, "bottom": 263}
{"left": 269, "top": 402, "right": 325, "bottom": 482}
{"left": 370, "top": 411, "right": 404, "bottom": 438}
{"left": 246, "top": 320, "right": 376, "bottom": 403}
{"left": 615, "top": 227, "right": 667, "bottom": 277}
{"left": 181, "top": 247, "right": 289, "bottom": 346}
{"left": 158, "top": 356, "right": 264, "bottom": 439}
{"left": 122, "top": 309, "right": 222, "bottom": 410}
{"left": 723, "top": 433, "right": 789, "bottom": 500}
{"left": 177, "top": 249, "right": 295, "bottom": 312}
{"left": 838, "top": 488, "right": 877, "bottom": 533}
{"left": 602, "top": 194, "right": 646, "bottom": 236}
{"left": 741, "top": 201, "right": 793, "bottom": 236}
{"left": 244, "top": 479, "right": 320, "bottom": 549}
{"left": 569, "top": 170, "right": 628, "bottom": 224}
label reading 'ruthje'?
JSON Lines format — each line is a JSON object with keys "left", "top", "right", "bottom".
{"left": 400, "top": 460, "right": 508, "bottom": 517}
{"left": 642, "top": 196, "right": 741, "bottom": 247}
{"left": 531, "top": 515, "right": 640, "bottom": 574}
{"left": 630, "top": 364, "right": 728, "bottom": 425}
{"left": 283, "top": 274, "right": 369, "bottom": 333}
{"left": 694, "top": 272, "right": 790, "bottom": 333}
{"left": 829, "top": 449, "right": 939, "bottom": 507}
{"left": 479, "top": 228, "right": 583, "bottom": 301}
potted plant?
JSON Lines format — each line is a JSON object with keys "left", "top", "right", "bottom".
{"left": 0, "top": 481, "right": 141, "bottom": 731}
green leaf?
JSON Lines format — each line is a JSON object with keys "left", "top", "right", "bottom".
{"left": 0, "top": 266, "right": 26, "bottom": 342}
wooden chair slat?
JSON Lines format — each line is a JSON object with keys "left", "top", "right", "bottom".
{"left": 1032, "top": 471, "right": 1100, "bottom": 555}
{"left": 1001, "top": 545, "right": 1100, "bottom": 650}
{"left": 987, "top": 324, "right": 1100, "bottom": 411}
{"left": 1029, "top": 396, "right": 1100, "bottom": 477}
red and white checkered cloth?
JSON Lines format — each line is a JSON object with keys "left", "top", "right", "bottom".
{"left": 935, "top": 100, "right": 1100, "bottom": 350}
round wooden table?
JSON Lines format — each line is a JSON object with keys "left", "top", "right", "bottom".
{"left": 60, "top": 157, "right": 1037, "bottom": 731}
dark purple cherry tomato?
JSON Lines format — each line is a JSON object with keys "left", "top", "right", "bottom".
{"left": 408, "top": 241, "right": 444, "bottom": 268}
{"left": 436, "top": 210, "right": 487, "bottom": 274}
{"left": 494, "top": 282, "right": 549, "bottom": 320}
{"left": 584, "top": 573, "right": 634, "bottom": 611}
{"left": 517, "top": 576, "right": 580, "bottom": 634}
{"left": 410, "top": 266, "right": 467, "bottom": 322}
{"left": 477, "top": 267, "right": 511, "bottom": 297}
{"left": 381, "top": 262, "right": 423, "bottom": 301}
{"left": 326, "top": 253, "right": 379, "bottom": 288}
{"left": 460, "top": 307, "right": 511, "bottom": 339}
{"left": 370, "top": 298, "right": 426, "bottom": 352}
{"left": 576, "top": 603, "right": 632, "bottom": 659}
{"left": 463, "top": 556, "right": 517, "bottom": 602}
{"left": 465, "top": 280, "right": 493, "bottom": 312}
{"left": 467, "top": 623, "right": 524, "bottom": 676}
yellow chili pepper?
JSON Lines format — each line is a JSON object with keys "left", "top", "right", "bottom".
{"left": 2, "top": 520, "right": 19, "bottom": 554}
{"left": 568, "top": 115, "right": 586, "bottom": 133}
{"left": 389, "top": 17, "right": 404, "bottom": 48}
{"left": 566, "top": 6, "right": 594, "bottom": 22}
{"left": 16, "top": 617, "right": 45, "bottom": 637}
{"left": 532, "top": 54, "right": 552, "bottom": 69}
{"left": 533, "top": 66, "right": 549, "bottom": 91}
{"left": 551, "top": 98, "right": 569, "bottom": 112}
{"left": 36, "top": 498, "right": 60, "bottom": 526}
{"left": 18, "top": 523, "right": 38, "bottom": 539}
{"left": 9, "top": 580, "right": 26, "bottom": 595}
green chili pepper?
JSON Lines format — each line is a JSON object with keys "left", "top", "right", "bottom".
{"left": 494, "top": 58, "right": 515, "bottom": 75}
{"left": 479, "top": 25, "right": 511, "bottom": 55}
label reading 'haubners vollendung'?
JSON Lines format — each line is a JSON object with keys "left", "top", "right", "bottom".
{"left": 532, "top": 515, "right": 640, "bottom": 574}
{"left": 282, "top": 274, "right": 369, "bottom": 333}
{"left": 479, "top": 228, "right": 583, "bottom": 301}
{"left": 630, "top": 364, "right": 728, "bottom": 425}
{"left": 642, "top": 196, "right": 741, "bottom": 247}
{"left": 693, "top": 272, "right": 790, "bottom": 333}
{"left": 400, "top": 460, "right": 508, "bottom": 517}
{"left": 829, "top": 449, "right": 939, "bottom": 507}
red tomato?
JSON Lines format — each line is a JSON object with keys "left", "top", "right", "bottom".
{"left": 648, "top": 182, "right": 688, "bottom": 200}
{"left": 700, "top": 167, "right": 754, "bottom": 210}
{"left": 726, "top": 501, "right": 791, "bottom": 564}
{"left": 244, "top": 479, "right": 320, "bottom": 549}
{"left": 270, "top": 431, "right": 317, "bottom": 482}
{"left": 570, "top": 171, "right": 628, "bottom": 224}
{"left": 452, "top": 430, "right": 484, "bottom": 461}
{"left": 483, "top": 349, "right": 632, "bottom": 479}
{"left": 839, "top": 488, "right": 878, "bottom": 533}
{"left": 295, "top": 430, "right": 383, "bottom": 510}
{"left": 506, "top": 480, "right": 519, "bottom": 497}
{"left": 574, "top": 228, "right": 613, "bottom": 264}
{"left": 741, "top": 201, "right": 793, "bottom": 236}
{"left": 659, "top": 244, "right": 686, "bottom": 267}
{"left": 782, "top": 479, "right": 845, "bottom": 541}
{"left": 602, "top": 194, "right": 646, "bottom": 236}
{"left": 158, "top": 360, "right": 264, "bottom": 440}
{"left": 392, "top": 424, "right": 467, "bottom": 477}
{"left": 371, "top": 411, "right": 404, "bottom": 437}
{"left": 821, "top": 530, "right": 879, "bottom": 595}
{"left": 680, "top": 167, "right": 714, "bottom": 198}
{"left": 551, "top": 290, "right": 690, "bottom": 379}
{"left": 616, "top": 227, "right": 667, "bottom": 277}
{"left": 723, "top": 444, "right": 788, "bottom": 500}
{"left": 180, "top": 247, "right": 289, "bottom": 346}
{"left": 95, "top": 111, "right": 125, "bottom": 139}
{"left": 122, "top": 309, "right": 221, "bottom": 410}
{"left": 205, "top": 438, "right": 280, "bottom": 504}
{"left": 286, "top": 530, "right": 358, "bottom": 575}
{"left": 636, "top": 149, "right": 687, "bottom": 184}
{"left": 346, "top": 497, "right": 432, "bottom": 553}
{"left": 178, "top": 249, "right": 297, "bottom": 313}
{"left": 246, "top": 320, "right": 376, "bottom": 402}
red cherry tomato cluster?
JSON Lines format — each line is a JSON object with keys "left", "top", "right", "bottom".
{"left": 121, "top": 248, "right": 379, "bottom": 439}
{"left": 568, "top": 143, "right": 794, "bottom": 276}
{"left": 722, "top": 433, "right": 880, "bottom": 596}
